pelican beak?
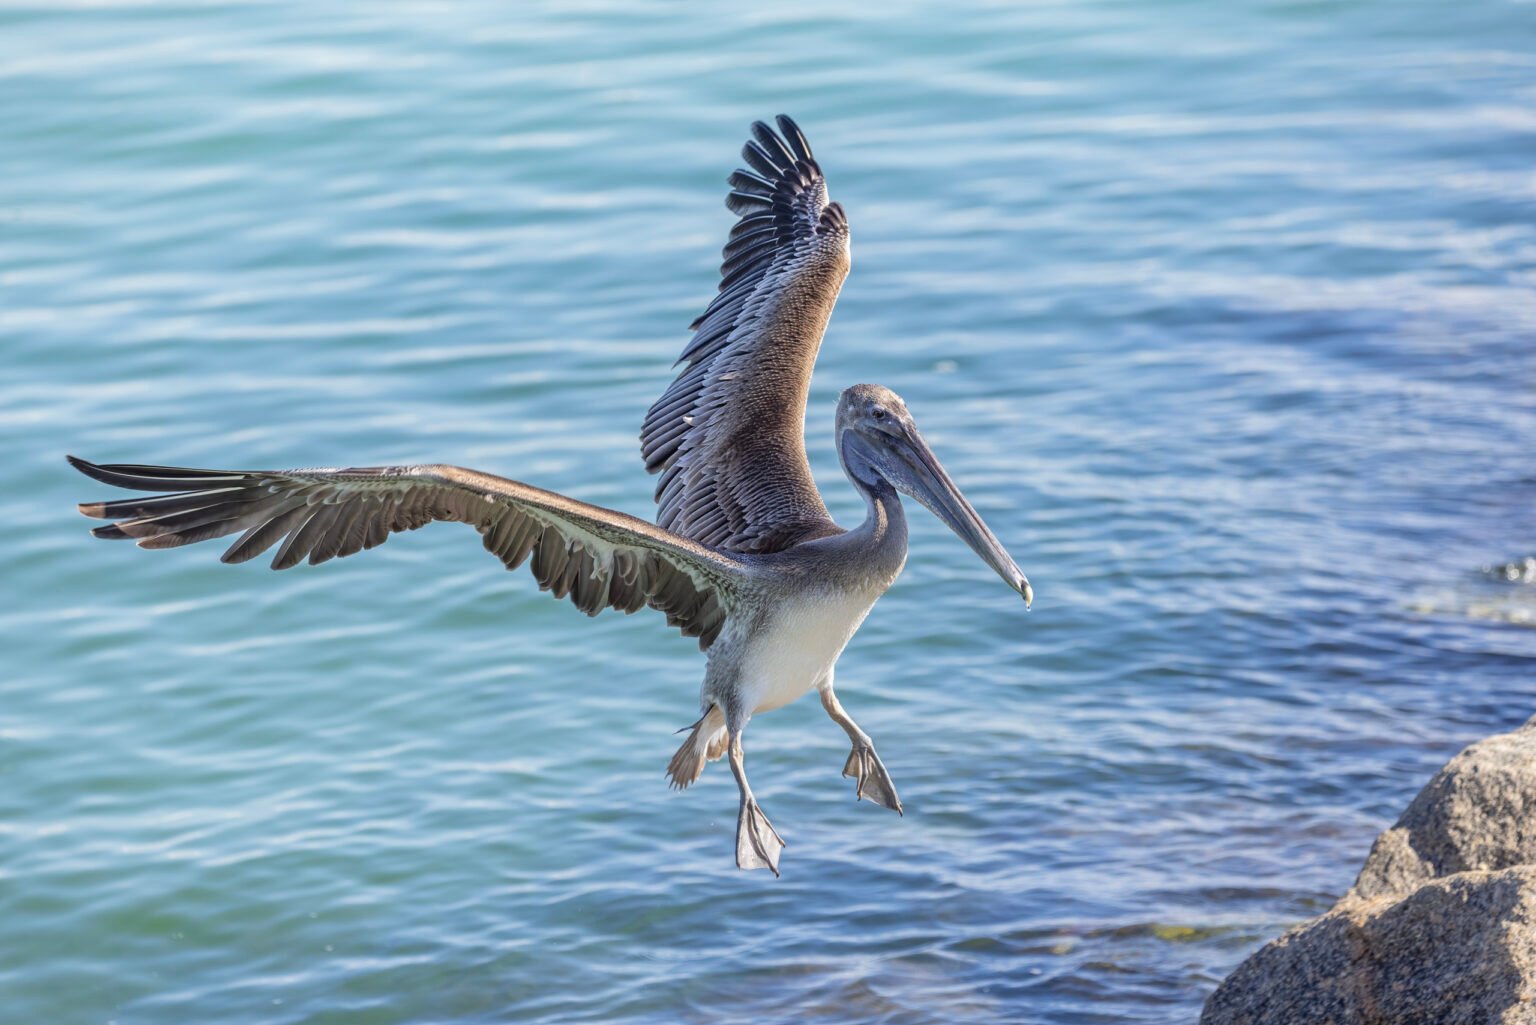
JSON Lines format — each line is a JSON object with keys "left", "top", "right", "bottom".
{"left": 894, "top": 426, "right": 1033, "bottom": 607}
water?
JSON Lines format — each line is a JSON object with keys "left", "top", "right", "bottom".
{"left": 4, "top": 2, "right": 1535, "bottom": 1021}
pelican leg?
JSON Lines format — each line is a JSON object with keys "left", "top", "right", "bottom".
{"left": 819, "top": 679, "right": 903, "bottom": 815}
{"left": 728, "top": 731, "right": 784, "bottom": 875}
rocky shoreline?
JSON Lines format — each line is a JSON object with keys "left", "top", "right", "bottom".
{"left": 1202, "top": 717, "right": 1536, "bottom": 1024}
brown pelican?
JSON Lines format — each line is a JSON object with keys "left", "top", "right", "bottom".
{"left": 68, "top": 115, "right": 1031, "bottom": 875}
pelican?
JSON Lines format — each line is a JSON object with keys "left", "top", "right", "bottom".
{"left": 68, "top": 115, "right": 1031, "bottom": 875}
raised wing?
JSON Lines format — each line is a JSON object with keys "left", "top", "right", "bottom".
{"left": 68, "top": 456, "right": 743, "bottom": 649}
{"left": 640, "top": 115, "right": 850, "bottom": 554}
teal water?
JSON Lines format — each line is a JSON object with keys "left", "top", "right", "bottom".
{"left": 5, "top": 2, "right": 1536, "bottom": 1022}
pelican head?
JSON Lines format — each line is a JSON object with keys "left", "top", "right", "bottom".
{"left": 836, "top": 384, "right": 1032, "bottom": 606}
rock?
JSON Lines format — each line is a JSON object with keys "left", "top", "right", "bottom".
{"left": 1202, "top": 717, "right": 1536, "bottom": 1025}
{"left": 1351, "top": 722, "right": 1536, "bottom": 901}
{"left": 1203, "top": 868, "right": 1536, "bottom": 1025}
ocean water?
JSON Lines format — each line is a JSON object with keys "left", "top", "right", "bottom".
{"left": 4, "top": 2, "right": 1535, "bottom": 1022}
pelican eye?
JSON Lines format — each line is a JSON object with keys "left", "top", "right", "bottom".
{"left": 872, "top": 407, "right": 888, "bottom": 420}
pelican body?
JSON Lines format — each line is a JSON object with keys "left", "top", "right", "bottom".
{"left": 69, "top": 116, "right": 1031, "bottom": 875}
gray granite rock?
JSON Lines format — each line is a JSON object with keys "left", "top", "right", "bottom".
{"left": 1351, "top": 720, "right": 1536, "bottom": 902}
{"left": 1202, "top": 717, "right": 1536, "bottom": 1025}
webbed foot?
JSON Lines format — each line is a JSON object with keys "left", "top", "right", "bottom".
{"left": 736, "top": 797, "right": 785, "bottom": 875}
{"left": 843, "top": 742, "right": 903, "bottom": 814}
{"left": 666, "top": 706, "right": 727, "bottom": 790}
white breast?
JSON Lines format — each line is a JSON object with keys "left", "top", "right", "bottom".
{"left": 741, "top": 586, "right": 882, "bottom": 714}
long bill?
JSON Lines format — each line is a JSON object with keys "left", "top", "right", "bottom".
{"left": 897, "top": 428, "right": 1033, "bottom": 607}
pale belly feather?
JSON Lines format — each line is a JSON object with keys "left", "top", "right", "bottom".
{"left": 740, "top": 587, "right": 882, "bottom": 714}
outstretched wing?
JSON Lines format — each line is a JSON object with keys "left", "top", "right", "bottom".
{"left": 640, "top": 114, "right": 849, "bottom": 554}
{"left": 68, "top": 456, "right": 743, "bottom": 649}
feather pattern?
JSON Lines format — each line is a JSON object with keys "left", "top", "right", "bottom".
{"left": 640, "top": 114, "right": 850, "bottom": 555}
{"left": 69, "top": 456, "right": 743, "bottom": 649}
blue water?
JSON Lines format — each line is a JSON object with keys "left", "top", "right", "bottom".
{"left": 4, "top": 2, "right": 1536, "bottom": 1022}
